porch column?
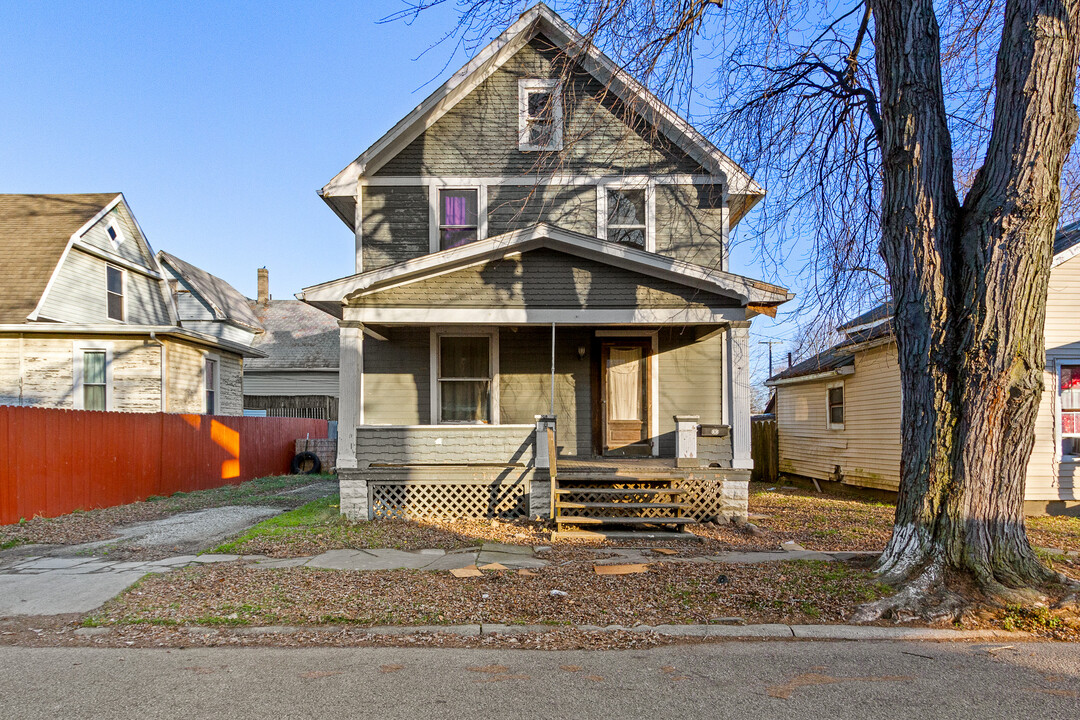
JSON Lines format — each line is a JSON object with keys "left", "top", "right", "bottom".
{"left": 725, "top": 323, "right": 753, "bottom": 470}
{"left": 337, "top": 323, "right": 363, "bottom": 471}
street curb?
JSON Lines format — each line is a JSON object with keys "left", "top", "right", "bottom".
{"left": 133, "top": 622, "right": 1021, "bottom": 642}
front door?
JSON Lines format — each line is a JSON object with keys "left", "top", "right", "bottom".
{"left": 600, "top": 340, "right": 651, "bottom": 456}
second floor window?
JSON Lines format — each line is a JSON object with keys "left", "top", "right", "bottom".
{"left": 606, "top": 188, "right": 647, "bottom": 248}
{"left": 106, "top": 265, "right": 124, "bottom": 321}
{"left": 439, "top": 189, "right": 479, "bottom": 250}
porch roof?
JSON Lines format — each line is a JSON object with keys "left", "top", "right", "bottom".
{"left": 300, "top": 223, "right": 792, "bottom": 323}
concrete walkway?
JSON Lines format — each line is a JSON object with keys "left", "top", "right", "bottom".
{"left": 0, "top": 541, "right": 877, "bottom": 617}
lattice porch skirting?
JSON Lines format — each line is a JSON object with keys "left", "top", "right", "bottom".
{"left": 369, "top": 479, "right": 529, "bottom": 520}
{"left": 680, "top": 471, "right": 749, "bottom": 522}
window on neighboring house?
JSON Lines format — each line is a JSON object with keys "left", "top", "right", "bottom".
{"left": 1060, "top": 364, "right": 1080, "bottom": 458}
{"left": 826, "top": 381, "right": 845, "bottom": 429}
{"left": 518, "top": 79, "right": 562, "bottom": 151}
{"left": 606, "top": 188, "right": 647, "bottom": 248}
{"left": 438, "top": 189, "right": 479, "bottom": 250}
{"left": 83, "top": 351, "right": 107, "bottom": 411}
{"left": 105, "top": 222, "right": 123, "bottom": 250}
{"left": 205, "top": 357, "right": 218, "bottom": 415}
{"left": 106, "top": 265, "right": 124, "bottom": 321}
{"left": 438, "top": 335, "right": 492, "bottom": 423}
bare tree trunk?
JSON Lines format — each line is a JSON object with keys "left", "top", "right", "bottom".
{"left": 862, "top": 0, "right": 1080, "bottom": 618}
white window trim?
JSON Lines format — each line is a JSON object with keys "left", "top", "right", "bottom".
{"left": 428, "top": 184, "right": 488, "bottom": 253}
{"left": 105, "top": 264, "right": 126, "bottom": 324}
{"left": 596, "top": 180, "right": 656, "bottom": 252}
{"left": 105, "top": 219, "right": 125, "bottom": 250}
{"left": 429, "top": 327, "right": 500, "bottom": 425}
{"left": 518, "top": 78, "right": 563, "bottom": 152}
{"left": 826, "top": 380, "right": 845, "bottom": 431}
{"left": 1054, "top": 358, "right": 1080, "bottom": 463}
{"left": 203, "top": 352, "right": 221, "bottom": 416}
{"left": 73, "top": 341, "right": 114, "bottom": 411}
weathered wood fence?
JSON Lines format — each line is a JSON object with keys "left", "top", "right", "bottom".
{"left": 0, "top": 406, "right": 327, "bottom": 524}
{"left": 750, "top": 414, "right": 778, "bottom": 483}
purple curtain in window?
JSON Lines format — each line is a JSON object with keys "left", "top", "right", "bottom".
{"left": 444, "top": 195, "right": 467, "bottom": 225}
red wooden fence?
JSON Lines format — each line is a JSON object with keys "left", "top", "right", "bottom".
{"left": 0, "top": 406, "right": 328, "bottom": 524}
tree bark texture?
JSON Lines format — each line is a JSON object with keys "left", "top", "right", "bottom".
{"left": 870, "top": 0, "right": 1080, "bottom": 597}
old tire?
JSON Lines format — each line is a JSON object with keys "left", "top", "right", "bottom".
{"left": 291, "top": 451, "right": 322, "bottom": 475}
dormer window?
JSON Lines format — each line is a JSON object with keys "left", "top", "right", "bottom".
{"left": 518, "top": 79, "right": 562, "bottom": 151}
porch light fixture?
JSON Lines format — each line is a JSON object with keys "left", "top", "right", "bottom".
{"left": 577, "top": 344, "right": 587, "bottom": 360}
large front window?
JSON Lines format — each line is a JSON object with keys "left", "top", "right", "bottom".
{"left": 438, "top": 335, "right": 491, "bottom": 423}
{"left": 439, "top": 189, "right": 479, "bottom": 250}
{"left": 1061, "top": 364, "right": 1080, "bottom": 458}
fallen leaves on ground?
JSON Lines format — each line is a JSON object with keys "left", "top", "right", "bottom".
{"left": 88, "top": 557, "right": 891, "bottom": 629}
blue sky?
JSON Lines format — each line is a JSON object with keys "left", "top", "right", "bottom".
{"left": 0, "top": 0, "right": 800, "bottom": 387}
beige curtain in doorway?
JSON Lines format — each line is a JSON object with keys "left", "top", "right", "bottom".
{"left": 608, "top": 347, "right": 642, "bottom": 420}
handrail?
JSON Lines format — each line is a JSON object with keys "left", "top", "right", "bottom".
{"left": 546, "top": 426, "right": 558, "bottom": 521}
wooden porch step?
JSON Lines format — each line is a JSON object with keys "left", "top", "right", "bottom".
{"left": 555, "top": 516, "right": 697, "bottom": 526}
{"left": 554, "top": 488, "right": 686, "bottom": 496}
{"left": 556, "top": 501, "right": 687, "bottom": 510}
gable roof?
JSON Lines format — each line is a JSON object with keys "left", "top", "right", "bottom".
{"left": 767, "top": 344, "right": 855, "bottom": 384}
{"left": 157, "top": 251, "right": 264, "bottom": 333}
{"left": 320, "top": 3, "right": 763, "bottom": 225}
{"left": 246, "top": 300, "right": 340, "bottom": 370}
{"left": 0, "top": 193, "right": 121, "bottom": 323}
{"left": 300, "top": 223, "right": 792, "bottom": 316}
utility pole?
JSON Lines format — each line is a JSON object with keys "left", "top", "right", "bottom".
{"left": 759, "top": 340, "right": 784, "bottom": 378}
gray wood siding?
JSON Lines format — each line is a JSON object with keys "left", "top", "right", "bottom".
{"left": 361, "top": 186, "right": 429, "bottom": 271}
{"left": 174, "top": 292, "right": 217, "bottom": 322}
{"left": 353, "top": 248, "right": 739, "bottom": 309}
{"left": 244, "top": 370, "right": 340, "bottom": 397}
{"left": 38, "top": 248, "right": 171, "bottom": 325}
{"left": 657, "top": 328, "right": 724, "bottom": 455}
{"left": 500, "top": 327, "right": 592, "bottom": 456}
{"left": 79, "top": 203, "right": 157, "bottom": 269}
{"left": 487, "top": 184, "right": 596, "bottom": 236}
{"left": 655, "top": 184, "right": 725, "bottom": 270}
{"left": 179, "top": 320, "right": 257, "bottom": 346}
{"left": 362, "top": 327, "right": 430, "bottom": 424}
{"left": 375, "top": 36, "right": 705, "bottom": 177}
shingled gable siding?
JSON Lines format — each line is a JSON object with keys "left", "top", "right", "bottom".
{"left": 374, "top": 36, "right": 706, "bottom": 177}
{"left": 657, "top": 328, "right": 725, "bottom": 456}
{"left": 655, "top": 184, "right": 726, "bottom": 270}
{"left": 351, "top": 248, "right": 738, "bottom": 309}
{"left": 360, "top": 186, "right": 429, "bottom": 271}
{"left": 499, "top": 326, "right": 593, "bottom": 456}
{"left": 487, "top": 184, "right": 596, "bottom": 236}
{"left": 362, "top": 327, "right": 430, "bottom": 425}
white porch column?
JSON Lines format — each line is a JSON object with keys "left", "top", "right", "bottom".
{"left": 725, "top": 323, "right": 753, "bottom": 470}
{"left": 337, "top": 324, "right": 363, "bottom": 471}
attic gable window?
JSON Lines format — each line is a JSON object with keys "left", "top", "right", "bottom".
{"left": 518, "top": 79, "right": 563, "bottom": 151}
{"left": 105, "top": 221, "right": 124, "bottom": 250}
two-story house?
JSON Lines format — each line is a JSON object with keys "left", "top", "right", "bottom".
{"left": 300, "top": 4, "right": 791, "bottom": 534}
{"left": 0, "top": 193, "right": 262, "bottom": 414}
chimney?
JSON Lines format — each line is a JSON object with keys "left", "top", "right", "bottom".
{"left": 257, "top": 267, "right": 270, "bottom": 304}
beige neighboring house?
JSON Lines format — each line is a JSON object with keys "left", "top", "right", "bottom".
{"left": 0, "top": 193, "right": 263, "bottom": 415}
{"left": 766, "top": 225, "right": 1080, "bottom": 515}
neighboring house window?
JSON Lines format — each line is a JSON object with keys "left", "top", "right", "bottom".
{"left": 73, "top": 342, "right": 112, "bottom": 411}
{"left": 606, "top": 188, "right": 648, "bottom": 248}
{"left": 205, "top": 357, "right": 219, "bottom": 415}
{"left": 826, "top": 381, "right": 845, "bottom": 430}
{"left": 439, "top": 189, "right": 479, "bottom": 250}
{"left": 518, "top": 78, "right": 562, "bottom": 151}
{"left": 106, "top": 265, "right": 125, "bottom": 321}
{"left": 1059, "top": 364, "right": 1080, "bottom": 459}
{"left": 437, "top": 334, "right": 494, "bottom": 423}
{"left": 105, "top": 221, "right": 124, "bottom": 250}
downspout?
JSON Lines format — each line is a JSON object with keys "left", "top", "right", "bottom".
{"left": 550, "top": 322, "right": 555, "bottom": 416}
{"left": 150, "top": 331, "right": 167, "bottom": 412}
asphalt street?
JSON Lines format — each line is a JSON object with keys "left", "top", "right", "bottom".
{"left": 0, "top": 641, "right": 1077, "bottom": 719}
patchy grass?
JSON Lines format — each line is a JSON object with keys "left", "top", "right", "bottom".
{"left": 1027, "top": 515, "right": 1080, "bottom": 553}
{"left": 87, "top": 558, "right": 892, "bottom": 629}
{"left": 0, "top": 474, "right": 335, "bottom": 548}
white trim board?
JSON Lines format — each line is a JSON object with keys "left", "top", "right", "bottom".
{"left": 345, "top": 307, "right": 746, "bottom": 325}
{"left": 357, "top": 174, "right": 726, "bottom": 187}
